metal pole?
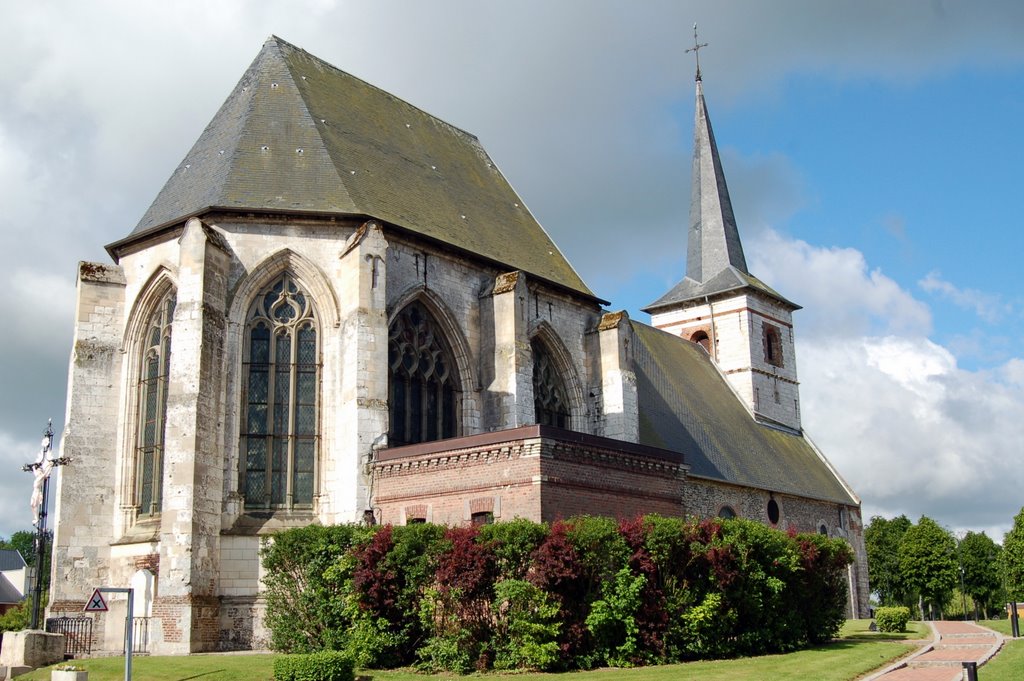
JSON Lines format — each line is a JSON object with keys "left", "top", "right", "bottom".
{"left": 125, "top": 588, "right": 134, "bottom": 681}
{"left": 30, "top": 474, "right": 48, "bottom": 629}
{"left": 959, "top": 565, "right": 967, "bottom": 621}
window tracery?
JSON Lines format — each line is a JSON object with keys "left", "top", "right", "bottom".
{"left": 388, "top": 301, "right": 459, "bottom": 446}
{"left": 531, "top": 338, "right": 570, "bottom": 429}
{"left": 136, "top": 290, "right": 175, "bottom": 518}
{"left": 241, "top": 274, "right": 319, "bottom": 510}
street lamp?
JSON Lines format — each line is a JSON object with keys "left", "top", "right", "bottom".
{"left": 960, "top": 564, "right": 968, "bottom": 621}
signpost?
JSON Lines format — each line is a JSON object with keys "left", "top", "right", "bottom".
{"left": 85, "top": 587, "right": 134, "bottom": 681}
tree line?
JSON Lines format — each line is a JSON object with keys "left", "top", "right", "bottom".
{"left": 865, "top": 506, "right": 1024, "bottom": 620}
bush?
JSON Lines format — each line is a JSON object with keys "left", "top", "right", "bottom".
{"left": 261, "top": 524, "right": 373, "bottom": 653}
{"left": 491, "top": 579, "right": 561, "bottom": 671}
{"left": 273, "top": 651, "right": 354, "bottom": 681}
{"left": 875, "top": 606, "right": 911, "bottom": 633}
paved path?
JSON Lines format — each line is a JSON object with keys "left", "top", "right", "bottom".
{"left": 866, "top": 621, "right": 1005, "bottom": 681}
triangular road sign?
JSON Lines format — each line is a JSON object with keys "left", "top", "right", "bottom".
{"left": 84, "top": 588, "right": 108, "bottom": 612}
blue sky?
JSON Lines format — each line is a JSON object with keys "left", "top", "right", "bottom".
{"left": 1, "top": 1, "right": 1022, "bottom": 542}
{"left": 609, "top": 66, "right": 1024, "bottom": 371}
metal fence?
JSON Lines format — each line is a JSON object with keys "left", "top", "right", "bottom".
{"left": 45, "top": 616, "right": 93, "bottom": 658}
{"left": 129, "top": 616, "right": 151, "bottom": 654}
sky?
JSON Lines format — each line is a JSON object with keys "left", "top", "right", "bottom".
{"left": 1, "top": 1, "right": 1022, "bottom": 543}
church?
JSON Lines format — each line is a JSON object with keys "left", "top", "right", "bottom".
{"left": 51, "top": 36, "right": 868, "bottom": 654}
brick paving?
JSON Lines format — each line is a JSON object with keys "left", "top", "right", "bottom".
{"left": 867, "top": 621, "right": 1004, "bottom": 681}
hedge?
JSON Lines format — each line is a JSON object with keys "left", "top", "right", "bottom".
{"left": 875, "top": 606, "right": 911, "bottom": 633}
{"left": 273, "top": 651, "right": 354, "bottom": 681}
{"left": 262, "top": 515, "right": 853, "bottom": 672}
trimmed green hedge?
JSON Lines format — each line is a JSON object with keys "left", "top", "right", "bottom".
{"left": 262, "top": 515, "right": 853, "bottom": 671}
{"left": 875, "top": 606, "right": 911, "bottom": 633}
{"left": 273, "top": 651, "right": 354, "bottom": 681}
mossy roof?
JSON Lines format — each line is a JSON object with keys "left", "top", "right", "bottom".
{"left": 631, "top": 320, "right": 856, "bottom": 505}
{"left": 117, "top": 36, "right": 593, "bottom": 298}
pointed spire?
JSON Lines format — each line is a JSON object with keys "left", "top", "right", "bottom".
{"left": 686, "top": 76, "right": 748, "bottom": 283}
{"left": 644, "top": 34, "right": 799, "bottom": 315}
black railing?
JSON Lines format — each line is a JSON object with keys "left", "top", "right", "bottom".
{"left": 45, "top": 616, "right": 93, "bottom": 658}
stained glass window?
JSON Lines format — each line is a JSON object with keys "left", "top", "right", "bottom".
{"left": 136, "top": 290, "right": 175, "bottom": 518}
{"left": 242, "top": 274, "right": 319, "bottom": 509}
{"left": 388, "top": 301, "right": 459, "bottom": 446}
{"left": 531, "top": 338, "right": 570, "bottom": 429}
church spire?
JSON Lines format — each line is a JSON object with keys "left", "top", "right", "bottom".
{"left": 686, "top": 47, "right": 748, "bottom": 284}
{"left": 644, "top": 28, "right": 795, "bottom": 315}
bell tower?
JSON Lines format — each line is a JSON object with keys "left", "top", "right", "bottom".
{"left": 643, "top": 28, "right": 802, "bottom": 431}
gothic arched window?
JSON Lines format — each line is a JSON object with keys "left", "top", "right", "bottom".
{"left": 241, "top": 274, "right": 319, "bottom": 510}
{"left": 532, "top": 338, "right": 570, "bottom": 429}
{"left": 388, "top": 301, "right": 459, "bottom": 446}
{"left": 136, "top": 290, "right": 175, "bottom": 518}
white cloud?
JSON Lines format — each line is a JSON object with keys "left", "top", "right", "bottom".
{"left": 749, "top": 228, "right": 932, "bottom": 339}
{"left": 746, "top": 231, "right": 1024, "bottom": 536}
{"left": 919, "top": 271, "right": 1013, "bottom": 324}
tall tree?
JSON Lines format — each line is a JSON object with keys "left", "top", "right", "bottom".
{"left": 865, "top": 515, "right": 913, "bottom": 607}
{"left": 898, "top": 516, "right": 957, "bottom": 619}
{"left": 958, "top": 531, "right": 1002, "bottom": 619}
{"left": 1001, "top": 506, "right": 1024, "bottom": 601}
{"left": 1, "top": 531, "right": 37, "bottom": 565}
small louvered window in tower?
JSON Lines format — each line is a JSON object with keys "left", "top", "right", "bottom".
{"left": 242, "top": 274, "right": 319, "bottom": 510}
{"left": 763, "top": 324, "right": 784, "bottom": 367}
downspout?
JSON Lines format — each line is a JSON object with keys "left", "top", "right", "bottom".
{"left": 705, "top": 295, "right": 718, "bottom": 361}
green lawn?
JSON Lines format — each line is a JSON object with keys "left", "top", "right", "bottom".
{"left": 18, "top": 633, "right": 917, "bottom": 681}
{"left": 979, "top": 618, "right": 1013, "bottom": 636}
{"left": 980, "top": 638, "right": 1023, "bottom": 681}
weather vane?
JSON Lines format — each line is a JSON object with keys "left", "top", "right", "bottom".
{"left": 686, "top": 23, "right": 708, "bottom": 82}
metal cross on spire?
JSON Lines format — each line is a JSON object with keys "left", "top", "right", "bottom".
{"left": 686, "top": 23, "right": 708, "bottom": 82}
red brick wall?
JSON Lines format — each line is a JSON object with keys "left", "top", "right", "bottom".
{"left": 373, "top": 427, "right": 685, "bottom": 526}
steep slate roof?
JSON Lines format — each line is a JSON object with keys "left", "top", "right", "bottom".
{"left": 644, "top": 78, "right": 797, "bottom": 312}
{"left": 116, "top": 36, "right": 594, "bottom": 298}
{"left": 631, "top": 320, "right": 857, "bottom": 505}
{"left": 0, "top": 549, "right": 26, "bottom": 572}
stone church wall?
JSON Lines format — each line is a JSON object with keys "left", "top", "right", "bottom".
{"left": 684, "top": 476, "right": 869, "bottom": 617}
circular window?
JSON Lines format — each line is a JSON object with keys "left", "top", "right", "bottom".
{"left": 718, "top": 505, "right": 737, "bottom": 520}
{"left": 767, "top": 498, "right": 780, "bottom": 524}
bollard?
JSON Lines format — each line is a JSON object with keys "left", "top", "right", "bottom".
{"left": 962, "top": 661, "right": 978, "bottom": 681}
{"left": 1011, "top": 602, "right": 1020, "bottom": 638}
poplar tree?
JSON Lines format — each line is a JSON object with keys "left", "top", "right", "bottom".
{"left": 898, "top": 517, "right": 957, "bottom": 620}
{"left": 1001, "top": 507, "right": 1024, "bottom": 601}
